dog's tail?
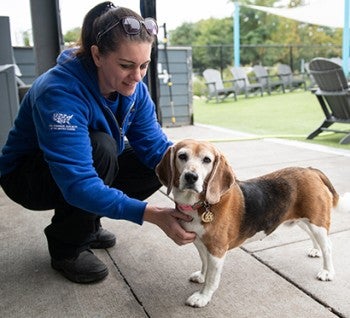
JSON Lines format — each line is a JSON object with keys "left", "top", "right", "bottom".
{"left": 310, "top": 167, "right": 349, "bottom": 213}
{"left": 311, "top": 167, "right": 339, "bottom": 207}
{"left": 334, "top": 192, "right": 350, "bottom": 214}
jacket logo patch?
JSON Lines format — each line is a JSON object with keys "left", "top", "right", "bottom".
{"left": 53, "top": 112, "right": 73, "bottom": 124}
{"left": 49, "top": 112, "right": 77, "bottom": 131}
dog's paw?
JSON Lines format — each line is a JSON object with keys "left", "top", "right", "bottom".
{"left": 185, "top": 291, "right": 211, "bottom": 308}
{"left": 317, "top": 269, "right": 335, "bottom": 281}
{"left": 189, "top": 271, "right": 205, "bottom": 283}
{"left": 308, "top": 248, "right": 321, "bottom": 258}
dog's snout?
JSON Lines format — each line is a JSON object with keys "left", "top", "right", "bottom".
{"left": 185, "top": 172, "right": 198, "bottom": 184}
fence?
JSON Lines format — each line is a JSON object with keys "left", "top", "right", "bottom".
{"left": 191, "top": 44, "right": 342, "bottom": 75}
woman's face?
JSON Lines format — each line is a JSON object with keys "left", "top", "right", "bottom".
{"left": 91, "top": 41, "right": 152, "bottom": 98}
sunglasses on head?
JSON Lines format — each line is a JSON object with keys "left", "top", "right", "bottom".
{"left": 96, "top": 16, "right": 158, "bottom": 43}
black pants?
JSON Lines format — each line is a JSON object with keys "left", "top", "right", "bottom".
{"left": 0, "top": 132, "right": 161, "bottom": 259}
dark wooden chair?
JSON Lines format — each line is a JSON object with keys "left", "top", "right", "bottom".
{"left": 307, "top": 57, "right": 350, "bottom": 144}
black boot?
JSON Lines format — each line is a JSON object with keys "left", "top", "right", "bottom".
{"left": 90, "top": 228, "right": 116, "bottom": 249}
{"left": 51, "top": 249, "right": 108, "bottom": 283}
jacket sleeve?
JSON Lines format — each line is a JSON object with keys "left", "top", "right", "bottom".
{"left": 32, "top": 87, "right": 147, "bottom": 224}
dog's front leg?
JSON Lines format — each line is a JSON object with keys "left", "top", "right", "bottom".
{"left": 189, "top": 238, "right": 208, "bottom": 283}
{"left": 186, "top": 252, "right": 226, "bottom": 307}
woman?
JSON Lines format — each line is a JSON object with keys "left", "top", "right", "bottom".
{"left": 0, "top": 2, "right": 195, "bottom": 283}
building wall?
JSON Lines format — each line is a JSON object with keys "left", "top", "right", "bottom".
{"left": 13, "top": 47, "right": 36, "bottom": 84}
{"left": 158, "top": 47, "right": 193, "bottom": 127}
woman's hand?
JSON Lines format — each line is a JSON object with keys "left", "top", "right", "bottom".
{"left": 143, "top": 204, "right": 196, "bottom": 246}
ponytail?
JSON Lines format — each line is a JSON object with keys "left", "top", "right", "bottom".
{"left": 75, "top": 1, "right": 116, "bottom": 59}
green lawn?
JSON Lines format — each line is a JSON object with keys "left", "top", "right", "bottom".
{"left": 193, "top": 90, "right": 350, "bottom": 150}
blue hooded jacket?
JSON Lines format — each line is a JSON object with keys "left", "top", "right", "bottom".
{"left": 0, "top": 48, "right": 172, "bottom": 224}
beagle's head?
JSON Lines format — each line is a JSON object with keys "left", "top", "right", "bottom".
{"left": 156, "top": 139, "right": 235, "bottom": 204}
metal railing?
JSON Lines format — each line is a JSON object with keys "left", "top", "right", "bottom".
{"left": 191, "top": 44, "right": 342, "bottom": 75}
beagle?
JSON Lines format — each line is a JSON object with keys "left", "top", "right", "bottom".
{"left": 156, "top": 139, "right": 349, "bottom": 308}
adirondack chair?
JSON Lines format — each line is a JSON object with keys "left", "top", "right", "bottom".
{"left": 252, "top": 65, "right": 285, "bottom": 95}
{"left": 277, "top": 63, "right": 307, "bottom": 91}
{"left": 202, "top": 69, "right": 237, "bottom": 102}
{"left": 307, "top": 57, "right": 350, "bottom": 144}
{"left": 0, "top": 16, "right": 31, "bottom": 102}
{"left": 230, "top": 66, "right": 263, "bottom": 98}
{"left": 304, "top": 62, "right": 317, "bottom": 90}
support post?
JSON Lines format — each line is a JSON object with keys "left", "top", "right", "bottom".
{"left": 342, "top": 0, "right": 350, "bottom": 77}
{"left": 30, "top": 0, "right": 63, "bottom": 76}
{"left": 234, "top": 1, "right": 240, "bottom": 67}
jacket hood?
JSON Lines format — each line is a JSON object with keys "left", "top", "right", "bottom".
{"left": 56, "top": 48, "right": 101, "bottom": 100}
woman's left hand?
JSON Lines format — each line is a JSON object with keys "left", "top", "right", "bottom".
{"left": 143, "top": 204, "right": 196, "bottom": 245}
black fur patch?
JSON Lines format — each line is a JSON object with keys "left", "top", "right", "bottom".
{"left": 238, "top": 177, "right": 293, "bottom": 237}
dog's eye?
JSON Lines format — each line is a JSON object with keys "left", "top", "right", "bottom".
{"left": 178, "top": 153, "right": 188, "bottom": 161}
{"left": 203, "top": 156, "right": 212, "bottom": 164}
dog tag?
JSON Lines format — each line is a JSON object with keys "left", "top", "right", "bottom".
{"left": 201, "top": 210, "right": 214, "bottom": 223}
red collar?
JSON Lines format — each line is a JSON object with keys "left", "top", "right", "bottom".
{"left": 176, "top": 201, "right": 206, "bottom": 213}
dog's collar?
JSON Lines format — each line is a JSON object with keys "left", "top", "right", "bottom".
{"left": 176, "top": 201, "right": 215, "bottom": 223}
{"left": 176, "top": 200, "right": 206, "bottom": 212}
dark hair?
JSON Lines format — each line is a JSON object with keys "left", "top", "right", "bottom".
{"left": 76, "top": 2, "right": 156, "bottom": 60}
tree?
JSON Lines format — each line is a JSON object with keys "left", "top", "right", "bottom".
{"left": 64, "top": 27, "right": 81, "bottom": 45}
{"left": 167, "top": 22, "right": 199, "bottom": 45}
{"left": 238, "top": 5, "right": 281, "bottom": 65}
{"left": 169, "top": 18, "right": 233, "bottom": 73}
{"left": 169, "top": 0, "right": 342, "bottom": 73}
{"left": 22, "top": 30, "right": 32, "bottom": 47}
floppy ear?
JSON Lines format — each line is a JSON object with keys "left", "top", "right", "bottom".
{"left": 205, "top": 153, "right": 236, "bottom": 204}
{"left": 155, "top": 146, "right": 175, "bottom": 195}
